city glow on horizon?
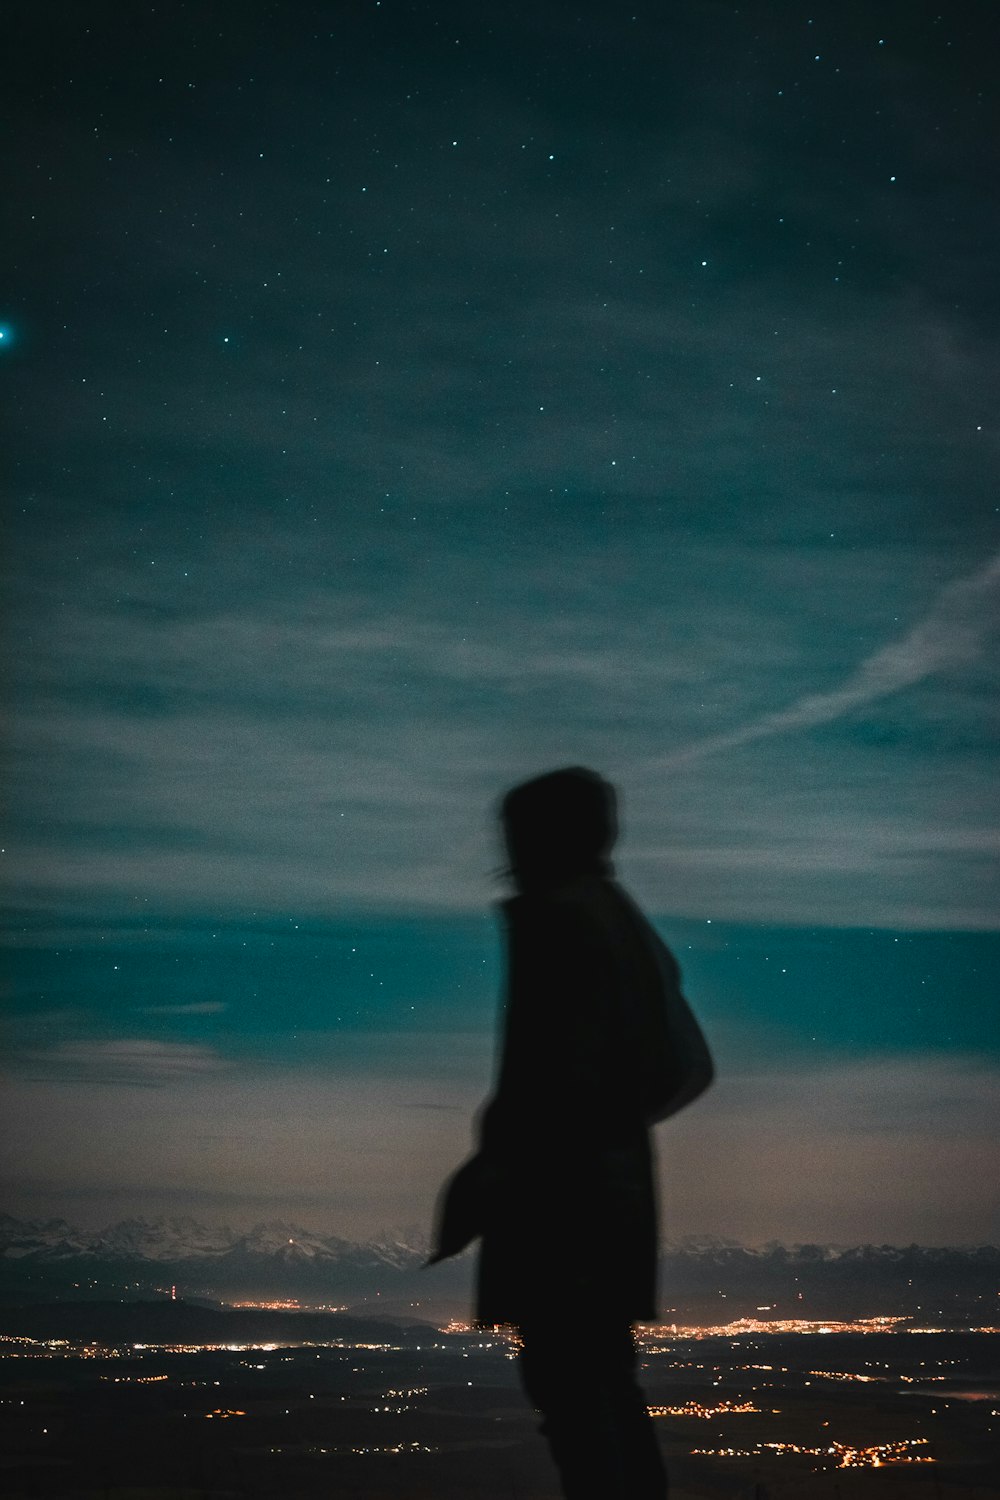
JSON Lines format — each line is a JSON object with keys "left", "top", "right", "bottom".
{"left": 640, "top": 1314, "right": 908, "bottom": 1341}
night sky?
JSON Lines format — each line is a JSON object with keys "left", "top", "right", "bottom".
{"left": 3, "top": 2, "right": 998, "bottom": 1248}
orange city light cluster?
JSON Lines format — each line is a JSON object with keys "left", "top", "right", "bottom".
{"left": 648, "top": 1399, "right": 762, "bottom": 1418}
{"left": 641, "top": 1314, "right": 906, "bottom": 1340}
{"left": 692, "top": 1436, "right": 935, "bottom": 1468}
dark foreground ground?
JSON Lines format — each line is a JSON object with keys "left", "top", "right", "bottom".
{"left": 1, "top": 1327, "right": 997, "bottom": 1499}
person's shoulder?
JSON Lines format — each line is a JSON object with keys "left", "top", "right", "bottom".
{"left": 601, "top": 882, "right": 684, "bottom": 975}
{"left": 582, "top": 875, "right": 651, "bottom": 935}
{"left": 553, "top": 876, "right": 645, "bottom": 956}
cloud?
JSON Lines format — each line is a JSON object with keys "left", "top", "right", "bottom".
{"left": 137, "top": 1002, "right": 228, "bottom": 1016}
{"left": 645, "top": 552, "right": 1000, "bottom": 770}
{"left": 23, "top": 1039, "right": 230, "bottom": 1087}
{"left": 7, "top": 562, "right": 998, "bottom": 929}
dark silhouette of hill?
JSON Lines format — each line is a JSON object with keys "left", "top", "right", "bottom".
{"left": 0, "top": 1297, "right": 429, "bottom": 1346}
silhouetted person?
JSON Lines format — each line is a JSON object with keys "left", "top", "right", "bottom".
{"left": 430, "top": 767, "right": 714, "bottom": 1500}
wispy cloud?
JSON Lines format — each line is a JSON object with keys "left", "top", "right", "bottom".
{"left": 645, "top": 552, "right": 1000, "bottom": 770}
{"left": 137, "top": 1002, "right": 228, "bottom": 1016}
{"left": 24, "top": 1040, "right": 229, "bottom": 1086}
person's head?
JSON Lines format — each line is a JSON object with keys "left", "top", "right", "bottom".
{"left": 499, "top": 766, "right": 618, "bottom": 892}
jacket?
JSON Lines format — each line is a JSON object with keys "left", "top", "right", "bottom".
{"left": 430, "top": 873, "right": 713, "bottom": 1327}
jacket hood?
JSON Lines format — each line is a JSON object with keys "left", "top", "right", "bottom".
{"left": 500, "top": 766, "right": 618, "bottom": 894}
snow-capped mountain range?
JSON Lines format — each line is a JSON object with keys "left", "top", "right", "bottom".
{"left": 1, "top": 1214, "right": 996, "bottom": 1323}
{"left": 0, "top": 1213, "right": 442, "bottom": 1315}
{"left": 0, "top": 1214, "right": 425, "bottom": 1269}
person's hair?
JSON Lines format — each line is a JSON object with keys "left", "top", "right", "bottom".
{"left": 500, "top": 766, "right": 618, "bottom": 890}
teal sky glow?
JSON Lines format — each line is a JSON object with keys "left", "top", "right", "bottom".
{"left": 3, "top": 1, "right": 997, "bottom": 1245}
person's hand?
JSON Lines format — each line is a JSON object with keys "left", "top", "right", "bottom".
{"left": 425, "top": 1153, "right": 487, "bottom": 1265}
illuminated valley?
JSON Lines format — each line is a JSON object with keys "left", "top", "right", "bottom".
{"left": 2, "top": 1309, "right": 996, "bottom": 1498}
